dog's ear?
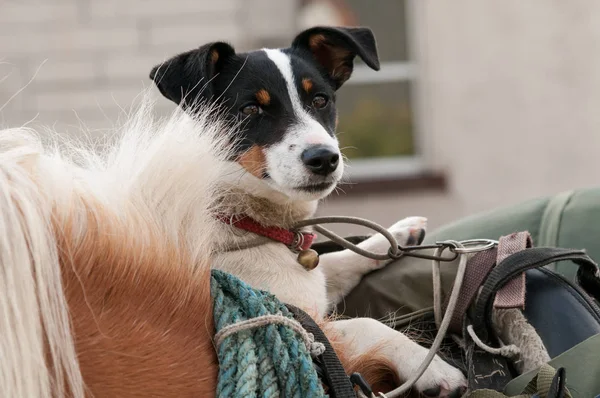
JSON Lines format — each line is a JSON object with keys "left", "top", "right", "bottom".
{"left": 292, "top": 26, "right": 380, "bottom": 90}
{"left": 149, "top": 42, "right": 235, "bottom": 106}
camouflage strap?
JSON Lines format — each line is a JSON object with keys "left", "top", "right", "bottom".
{"left": 465, "top": 365, "right": 572, "bottom": 398}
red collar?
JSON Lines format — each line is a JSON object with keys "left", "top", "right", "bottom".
{"left": 217, "top": 214, "right": 316, "bottom": 251}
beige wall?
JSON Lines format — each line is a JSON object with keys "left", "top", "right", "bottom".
{"left": 421, "top": 0, "right": 600, "bottom": 209}
{"left": 1, "top": 1, "right": 599, "bottom": 236}
{"left": 0, "top": 0, "right": 295, "bottom": 134}
{"left": 322, "top": 0, "right": 600, "bottom": 235}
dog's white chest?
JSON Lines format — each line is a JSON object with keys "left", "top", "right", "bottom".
{"left": 213, "top": 243, "right": 329, "bottom": 317}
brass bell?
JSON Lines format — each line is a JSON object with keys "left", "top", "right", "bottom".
{"left": 297, "top": 249, "right": 319, "bottom": 270}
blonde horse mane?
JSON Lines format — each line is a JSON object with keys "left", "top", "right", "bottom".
{"left": 0, "top": 92, "right": 235, "bottom": 397}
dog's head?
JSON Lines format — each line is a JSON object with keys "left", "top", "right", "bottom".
{"left": 150, "top": 26, "right": 379, "bottom": 201}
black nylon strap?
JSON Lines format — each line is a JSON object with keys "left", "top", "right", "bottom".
{"left": 311, "top": 236, "right": 370, "bottom": 255}
{"left": 547, "top": 367, "right": 568, "bottom": 398}
{"left": 285, "top": 304, "right": 357, "bottom": 398}
{"left": 472, "top": 247, "right": 600, "bottom": 341}
{"left": 577, "top": 263, "right": 600, "bottom": 303}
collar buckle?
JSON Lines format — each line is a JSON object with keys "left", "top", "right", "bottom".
{"left": 291, "top": 230, "right": 306, "bottom": 252}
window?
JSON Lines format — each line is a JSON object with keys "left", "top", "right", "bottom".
{"left": 313, "top": 0, "right": 422, "bottom": 182}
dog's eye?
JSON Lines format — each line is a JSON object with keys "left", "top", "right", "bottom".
{"left": 312, "top": 95, "right": 328, "bottom": 110}
{"left": 240, "top": 104, "right": 263, "bottom": 116}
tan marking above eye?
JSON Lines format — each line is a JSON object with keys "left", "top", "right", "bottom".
{"left": 302, "top": 78, "right": 313, "bottom": 93}
{"left": 237, "top": 145, "right": 267, "bottom": 178}
{"left": 255, "top": 89, "right": 271, "bottom": 106}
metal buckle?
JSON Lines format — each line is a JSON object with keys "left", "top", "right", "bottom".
{"left": 446, "top": 239, "right": 498, "bottom": 254}
{"left": 386, "top": 239, "right": 498, "bottom": 262}
{"left": 290, "top": 230, "right": 305, "bottom": 252}
{"left": 387, "top": 241, "right": 459, "bottom": 262}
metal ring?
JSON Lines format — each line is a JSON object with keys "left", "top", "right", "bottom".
{"left": 445, "top": 239, "right": 498, "bottom": 254}
{"left": 387, "top": 246, "right": 405, "bottom": 260}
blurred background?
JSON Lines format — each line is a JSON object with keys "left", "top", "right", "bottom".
{"left": 1, "top": 0, "right": 599, "bottom": 235}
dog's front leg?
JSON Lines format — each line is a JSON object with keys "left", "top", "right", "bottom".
{"left": 327, "top": 317, "right": 466, "bottom": 397}
{"left": 319, "top": 216, "right": 427, "bottom": 306}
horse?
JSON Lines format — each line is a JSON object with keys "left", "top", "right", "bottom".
{"left": 0, "top": 95, "right": 400, "bottom": 397}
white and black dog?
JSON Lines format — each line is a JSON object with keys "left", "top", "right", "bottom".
{"left": 150, "top": 26, "right": 467, "bottom": 397}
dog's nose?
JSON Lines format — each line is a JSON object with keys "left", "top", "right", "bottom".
{"left": 301, "top": 145, "right": 340, "bottom": 176}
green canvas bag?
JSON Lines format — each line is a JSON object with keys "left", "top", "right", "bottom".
{"left": 338, "top": 187, "right": 600, "bottom": 327}
{"left": 329, "top": 187, "right": 600, "bottom": 396}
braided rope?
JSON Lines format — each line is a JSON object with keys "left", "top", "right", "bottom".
{"left": 210, "top": 269, "right": 327, "bottom": 398}
{"left": 215, "top": 314, "right": 325, "bottom": 357}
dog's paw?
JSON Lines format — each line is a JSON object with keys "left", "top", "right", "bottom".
{"left": 388, "top": 216, "right": 427, "bottom": 247}
{"left": 415, "top": 355, "right": 467, "bottom": 398}
{"left": 357, "top": 216, "right": 428, "bottom": 270}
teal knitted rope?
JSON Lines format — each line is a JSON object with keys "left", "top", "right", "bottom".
{"left": 211, "top": 269, "right": 326, "bottom": 398}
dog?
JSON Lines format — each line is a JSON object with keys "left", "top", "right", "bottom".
{"left": 149, "top": 26, "right": 467, "bottom": 397}
{"left": 0, "top": 26, "right": 549, "bottom": 398}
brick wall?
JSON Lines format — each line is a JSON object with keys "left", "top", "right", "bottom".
{"left": 8, "top": 1, "right": 598, "bottom": 237}
{"left": 0, "top": 0, "right": 296, "bottom": 135}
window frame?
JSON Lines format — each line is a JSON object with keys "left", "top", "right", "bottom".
{"left": 340, "top": 0, "right": 427, "bottom": 183}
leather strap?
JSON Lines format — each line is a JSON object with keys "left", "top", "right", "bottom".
{"left": 311, "top": 235, "right": 370, "bottom": 255}
{"left": 493, "top": 232, "right": 532, "bottom": 309}
{"left": 286, "top": 305, "right": 358, "bottom": 398}
{"left": 445, "top": 248, "right": 497, "bottom": 334}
